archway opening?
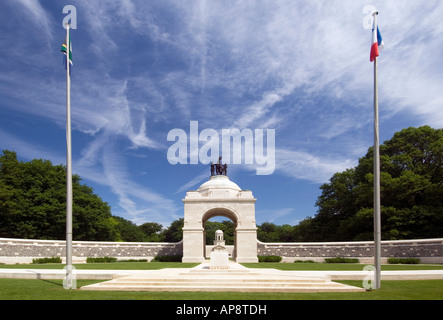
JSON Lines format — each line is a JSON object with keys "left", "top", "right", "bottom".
{"left": 204, "top": 218, "right": 235, "bottom": 245}
{"left": 202, "top": 209, "right": 238, "bottom": 260}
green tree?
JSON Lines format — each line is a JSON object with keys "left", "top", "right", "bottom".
{"left": 0, "top": 150, "right": 118, "bottom": 241}
{"left": 139, "top": 222, "right": 165, "bottom": 242}
{"left": 204, "top": 220, "right": 235, "bottom": 245}
{"left": 162, "top": 218, "right": 183, "bottom": 242}
{"left": 278, "top": 224, "right": 297, "bottom": 242}
{"left": 111, "top": 216, "right": 148, "bottom": 242}
{"left": 257, "top": 222, "right": 280, "bottom": 242}
{"left": 71, "top": 175, "right": 118, "bottom": 241}
{"left": 302, "top": 126, "right": 443, "bottom": 241}
{"left": 257, "top": 222, "right": 297, "bottom": 242}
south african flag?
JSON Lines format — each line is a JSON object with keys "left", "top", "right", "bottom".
{"left": 61, "top": 38, "right": 73, "bottom": 73}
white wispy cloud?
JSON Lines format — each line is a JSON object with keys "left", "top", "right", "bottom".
{"left": 91, "top": 143, "right": 180, "bottom": 225}
{"left": 275, "top": 148, "right": 356, "bottom": 184}
{"left": 174, "top": 169, "right": 208, "bottom": 194}
{"left": 256, "top": 207, "right": 296, "bottom": 224}
{"left": 1, "top": 0, "right": 443, "bottom": 226}
{"left": 11, "top": 0, "right": 54, "bottom": 42}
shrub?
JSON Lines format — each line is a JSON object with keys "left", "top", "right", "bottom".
{"left": 86, "top": 257, "right": 117, "bottom": 263}
{"left": 32, "top": 257, "right": 62, "bottom": 264}
{"left": 117, "top": 259, "right": 148, "bottom": 263}
{"left": 324, "top": 257, "right": 359, "bottom": 263}
{"left": 258, "top": 255, "right": 282, "bottom": 262}
{"left": 387, "top": 257, "right": 420, "bottom": 264}
{"left": 152, "top": 255, "right": 182, "bottom": 262}
{"left": 294, "top": 260, "right": 315, "bottom": 263}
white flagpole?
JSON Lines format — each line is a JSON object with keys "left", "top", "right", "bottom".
{"left": 372, "top": 11, "right": 382, "bottom": 290}
{"left": 65, "top": 22, "right": 73, "bottom": 289}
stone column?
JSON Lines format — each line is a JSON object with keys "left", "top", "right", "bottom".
{"left": 182, "top": 227, "right": 205, "bottom": 263}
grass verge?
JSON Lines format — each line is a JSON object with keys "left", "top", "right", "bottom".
{"left": 241, "top": 262, "right": 443, "bottom": 271}
{"left": 1, "top": 262, "right": 442, "bottom": 300}
{"left": 0, "top": 262, "right": 199, "bottom": 270}
{"left": 0, "top": 278, "right": 442, "bottom": 300}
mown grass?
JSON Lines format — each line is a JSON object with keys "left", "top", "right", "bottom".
{"left": 1, "top": 261, "right": 442, "bottom": 271}
{"left": 0, "top": 262, "right": 199, "bottom": 270}
{"left": 242, "top": 262, "right": 443, "bottom": 271}
{"left": 0, "top": 262, "right": 442, "bottom": 300}
{"left": 0, "top": 278, "right": 442, "bottom": 300}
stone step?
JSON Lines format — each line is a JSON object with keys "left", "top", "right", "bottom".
{"left": 80, "top": 273, "right": 365, "bottom": 293}
{"left": 107, "top": 274, "right": 329, "bottom": 283}
{"left": 93, "top": 284, "right": 336, "bottom": 289}
{"left": 99, "top": 280, "right": 331, "bottom": 287}
{"left": 110, "top": 278, "right": 328, "bottom": 284}
{"left": 79, "top": 262, "right": 366, "bottom": 293}
{"left": 81, "top": 283, "right": 363, "bottom": 293}
{"left": 186, "top": 270, "right": 253, "bottom": 275}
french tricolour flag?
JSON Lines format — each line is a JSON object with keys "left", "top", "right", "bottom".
{"left": 370, "top": 20, "right": 384, "bottom": 62}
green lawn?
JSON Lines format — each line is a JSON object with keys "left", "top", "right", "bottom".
{"left": 0, "top": 278, "right": 442, "bottom": 300}
{"left": 0, "top": 262, "right": 199, "bottom": 270}
{"left": 1, "top": 262, "right": 442, "bottom": 300}
{"left": 1, "top": 261, "right": 442, "bottom": 271}
{"left": 242, "top": 262, "right": 443, "bottom": 271}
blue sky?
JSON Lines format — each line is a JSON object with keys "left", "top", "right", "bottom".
{"left": 1, "top": 0, "right": 442, "bottom": 228}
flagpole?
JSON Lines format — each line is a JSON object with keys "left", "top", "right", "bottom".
{"left": 65, "top": 22, "right": 73, "bottom": 289}
{"left": 372, "top": 11, "right": 382, "bottom": 290}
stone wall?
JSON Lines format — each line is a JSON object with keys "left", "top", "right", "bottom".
{"left": 0, "top": 238, "right": 182, "bottom": 264}
{"left": 257, "top": 238, "right": 443, "bottom": 263}
{"left": 1, "top": 237, "right": 442, "bottom": 264}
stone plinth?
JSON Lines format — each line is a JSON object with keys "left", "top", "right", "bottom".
{"left": 210, "top": 245, "right": 229, "bottom": 269}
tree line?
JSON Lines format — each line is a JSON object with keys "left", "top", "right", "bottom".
{"left": 0, "top": 150, "right": 173, "bottom": 242}
{"left": 299, "top": 125, "right": 443, "bottom": 241}
{"left": 190, "top": 125, "right": 443, "bottom": 242}
{"left": 0, "top": 126, "right": 442, "bottom": 242}
{"left": 0, "top": 150, "right": 266, "bottom": 243}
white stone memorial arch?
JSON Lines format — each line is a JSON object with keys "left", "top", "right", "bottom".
{"left": 182, "top": 174, "right": 258, "bottom": 263}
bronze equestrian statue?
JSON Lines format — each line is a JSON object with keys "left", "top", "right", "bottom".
{"left": 211, "top": 156, "right": 228, "bottom": 176}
